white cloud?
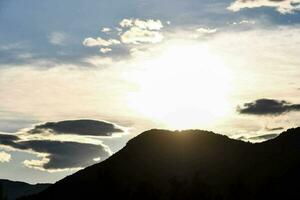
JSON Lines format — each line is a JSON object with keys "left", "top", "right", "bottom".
{"left": 120, "top": 19, "right": 163, "bottom": 30}
{"left": 232, "top": 20, "right": 256, "bottom": 25}
{"left": 23, "top": 155, "right": 50, "bottom": 172}
{"left": 196, "top": 27, "right": 217, "bottom": 34}
{"left": 119, "top": 19, "right": 134, "bottom": 28}
{"left": 121, "top": 27, "right": 164, "bottom": 44}
{"left": 120, "top": 19, "right": 164, "bottom": 44}
{"left": 190, "top": 27, "right": 217, "bottom": 39}
{"left": 0, "top": 151, "right": 11, "bottom": 163}
{"left": 48, "top": 32, "right": 68, "bottom": 46}
{"left": 82, "top": 37, "right": 120, "bottom": 47}
{"left": 101, "top": 27, "right": 111, "bottom": 33}
{"left": 134, "top": 19, "right": 163, "bottom": 30}
{"left": 228, "top": 0, "right": 300, "bottom": 14}
{"left": 100, "top": 48, "right": 112, "bottom": 53}
{"left": 83, "top": 18, "right": 165, "bottom": 53}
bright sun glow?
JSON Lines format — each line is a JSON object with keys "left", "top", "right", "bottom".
{"left": 127, "top": 42, "right": 233, "bottom": 130}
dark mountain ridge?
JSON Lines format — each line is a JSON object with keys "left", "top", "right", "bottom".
{"left": 19, "top": 128, "right": 300, "bottom": 200}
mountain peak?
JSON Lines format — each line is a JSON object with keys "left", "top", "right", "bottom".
{"left": 19, "top": 128, "right": 300, "bottom": 200}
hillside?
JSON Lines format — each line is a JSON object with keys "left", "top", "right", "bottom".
{"left": 19, "top": 128, "right": 300, "bottom": 200}
{"left": 0, "top": 179, "right": 50, "bottom": 200}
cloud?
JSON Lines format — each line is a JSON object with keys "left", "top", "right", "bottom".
{"left": 28, "top": 119, "right": 124, "bottom": 136}
{"left": 83, "top": 37, "right": 120, "bottom": 47}
{"left": 133, "top": 19, "right": 163, "bottom": 30}
{"left": 48, "top": 32, "right": 68, "bottom": 46}
{"left": 21, "top": 140, "right": 110, "bottom": 171}
{"left": 196, "top": 27, "right": 217, "bottom": 34}
{"left": 83, "top": 18, "right": 164, "bottom": 54}
{"left": 0, "top": 134, "right": 23, "bottom": 149}
{"left": 193, "top": 27, "right": 218, "bottom": 39}
{"left": 0, "top": 151, "right": 11, "bottom": 163}
{"left": 121, "top": 27, "right": 164, "bottom": 44}
{"left": 120, "top": 19, "right": 163, "bottom": 30}
{"left": 0, "top": 119, "right": 127, "bottom": 171}
{"left": 0, "top": 133, "right": 111, "bottom": 171}
{"left": 228, "top": 0, "right": 300, "bottom": 14}
{"left": 238, "top": 133, "right": 279, "bottom": 142}
{"left": 265, "top": 126, "right": 284, "bottom": 131}
{"left": 232, "top": 20, "right": 256, "bottom": 25}
{"left": 120, "top": 19, "right": 164, "bottom": 44}
{"left": 100, "top": 48, "right": 112, "bottom": 54}
{"left": 237, "top": 99, "right": 300, "bottom": 115}
{"left": 120, "top": 19, "right": 134, "bottom": 28}
{"left": 101, "top": 27, "right": 111, "bottom": 33}
{"left": 252, "top": 133, "right": 279, "bottom": 140}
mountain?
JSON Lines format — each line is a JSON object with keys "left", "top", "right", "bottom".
{"left": 0, "top": 179, "right": 50, "bottom": 200}
{"left": 19, "top": 128, "right": 300, "bottom": 200}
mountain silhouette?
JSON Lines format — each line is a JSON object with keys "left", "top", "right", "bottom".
{"left": 19, "top": 128, "right": 300, "bottom": 200}
{"left": 0, "top": 179, "right": 50, "bottom": 200}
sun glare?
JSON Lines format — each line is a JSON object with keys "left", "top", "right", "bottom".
{"left": 127, "top": 43, "right": 233, "bottom": 129}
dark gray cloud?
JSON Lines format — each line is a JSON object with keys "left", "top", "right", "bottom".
{"left": 237, "top": 99, "right": 300, "bottom": 115}
{"left": 265, "top": 126, "right": 284, "bottom": 131}
{"left": 0, "top": 134, "right": 26, "bottom": 150}
{"left": 19, "top": 140, "right": 110, "bottom": 170}
{"left": 0, "top": 133, "right": 110, "bottom": 170}
{"left": 238, "top": 133, "right": 279, "bottom": 142}
{"left": 28, "top": 119, "right": 124, "bottom": 136}
{"left": 0, "top": 119, "right": 126, "bottom": 170}
{"left": 248, "top": 133, "right": 279, "bottom": 141}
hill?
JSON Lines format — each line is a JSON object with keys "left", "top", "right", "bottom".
{"left": 19, "top": 128, "right": 300, "bottom": 200}
{"left": 0, "top": 179, "right": 50, "bottom": 200}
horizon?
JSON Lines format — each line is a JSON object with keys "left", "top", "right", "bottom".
{"left": 1, "top": 0, "right": 300, "bottom": 184}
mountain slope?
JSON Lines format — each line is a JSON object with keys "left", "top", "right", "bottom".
{"left": 0, "top": 179, "right": 50, "bottom": 200}
{"left": 19, "top": 128, "right": 300, "bottom": 200}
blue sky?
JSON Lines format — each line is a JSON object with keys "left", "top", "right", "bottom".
{"left": 1, "top": 0, "right": 300, "bottom": 183}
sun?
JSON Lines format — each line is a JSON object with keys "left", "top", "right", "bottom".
{"left": 127, "top": 42, "right": 233, "bottom": 130}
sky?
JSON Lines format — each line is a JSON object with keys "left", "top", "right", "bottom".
{"left": 1, "top": 0, "right": 300, "bottom": 184}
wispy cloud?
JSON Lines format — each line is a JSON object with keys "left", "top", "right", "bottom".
{"left": 48, "top": 32, "right": 69, "bottom": 46}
